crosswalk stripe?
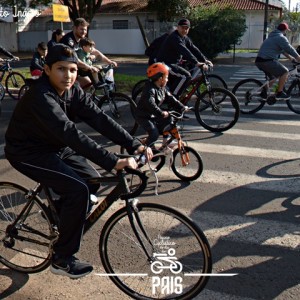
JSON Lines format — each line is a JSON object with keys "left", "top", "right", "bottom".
{"left": 151, "top": 168, "right": 299, "bottom": 193}
{"left": 213, "top": 128, "right": 300, "bottom": 140}
{"left": 187, "top": 142, "right": 299, "bottom": 160}
{"left": 180, "top": 210, "right": 300, "bottom": 251}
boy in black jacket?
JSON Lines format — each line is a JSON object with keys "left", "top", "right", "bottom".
{"left": 135, "top": 62, "right": 187, "bottom": 148}
{"left": 5, "top": 44, "right": 152, "bottom": 279}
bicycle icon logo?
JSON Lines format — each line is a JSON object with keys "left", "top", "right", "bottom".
{"left": 151, "top": 248, "right": 183, "bottom": 274}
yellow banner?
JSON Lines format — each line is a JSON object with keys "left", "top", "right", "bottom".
{"left": 53, "top": 4, "right": 70, "bottom": 22}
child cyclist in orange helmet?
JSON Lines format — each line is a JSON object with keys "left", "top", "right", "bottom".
{"left": 135, "top": 62, "right": 188, "bottom": 148}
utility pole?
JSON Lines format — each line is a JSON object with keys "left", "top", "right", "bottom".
{"left": 263, "top": 0, "right": 269, "bottom": 40}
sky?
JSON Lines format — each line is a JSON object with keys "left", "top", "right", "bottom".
{"left": 282, "top": 0, "right": 300, "bottom": 10}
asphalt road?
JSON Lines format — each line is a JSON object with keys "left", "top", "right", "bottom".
{"left": 0, "top": 61, "right": 299, "bottom": 299}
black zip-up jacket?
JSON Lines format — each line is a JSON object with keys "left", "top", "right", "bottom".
{"left": 156, "top": 30, "right": 207, "bottom": 65}
{"left": 135, "top": 80, "right": 185, "bottom": 119}
{"left": 5, "top": 75, "right": 141, "bottom": 171}
{"left": 30, "top": 51, "right": 45, "bottom": 72}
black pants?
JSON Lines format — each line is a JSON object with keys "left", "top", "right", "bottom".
{"left": 168, "top": 64, "right": 191, "bottom": 97}
{"left": 135, "top": 115, "right": 172, "bottom": 147}
{"left": 9, "top": 147, "right": 100, "bottom": 257}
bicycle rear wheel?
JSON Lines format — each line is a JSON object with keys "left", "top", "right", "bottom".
{"left": 232, "top": 78, "right": 266, "bottom": 114}
{"left": 286, "top": 80, "right": 300, "bottom": 114}
{"left": 100, "top": 202, "right": 212, "bottom": 300}
{"left": 132, "top": 79, "right": 147, "bottom": 100}
{"left": 171, "top": 146, "right": 203, "bottom": 181}
{"left": 0, "top": 182, "right": 56, "bottom": 273}
{"left": 5, "top": 72, "right": 26, "bottom": 100}
{"left": 195, "top": 87, "right": 239, "bottom": 132}
{"left": 98, "top": 92, "right": 138, "bottom": 135}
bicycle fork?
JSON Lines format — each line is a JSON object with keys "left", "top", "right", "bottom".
{"left": 126, "top": 199, "right": 156, "bottom": 263}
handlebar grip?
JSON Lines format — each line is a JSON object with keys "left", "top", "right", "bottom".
{"left": 120, "top": 167, "right": 148, "bottom": 200}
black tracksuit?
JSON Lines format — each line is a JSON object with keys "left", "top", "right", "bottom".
{"left": 5, "top": 75, "right": 141, "bottom": 257}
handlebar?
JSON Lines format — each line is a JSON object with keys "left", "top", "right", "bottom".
{"left": 120, "top": 167, "right": 149, "bottom": 200}
{"left": 0, "top": 58, "right": 19, "bottom": 63}
{"left": 168, "top": 108, "right": 192, "bottom": 119}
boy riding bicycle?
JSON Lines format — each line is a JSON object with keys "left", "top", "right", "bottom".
{"left": 5, "top": 44, "right": 152, "bottom": 279}
{"left": 135, "top": 62, "right": 188, "bottom": 149}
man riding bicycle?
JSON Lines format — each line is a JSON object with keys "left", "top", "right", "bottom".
{"left": 255, "top": 22, "right": 300, "bottom": 100}
{"left": 156, "top": 18, "right": 213, "bottom": 98}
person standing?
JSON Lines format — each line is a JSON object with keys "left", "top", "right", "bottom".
{"left": 30, "top": 42, "right": 47, "bottom": 77}
{"left": 255, "top": 22, "right": 300, "bottom": 100}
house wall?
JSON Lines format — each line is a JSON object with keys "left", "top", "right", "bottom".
{"left": 0, "top": 23, "right": 18, "bottom": 52}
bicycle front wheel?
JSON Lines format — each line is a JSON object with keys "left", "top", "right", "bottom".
{"left": 171, "top": 145, "right": 203, "bottom": 181}
{"left": 5, "top": 72, "right": 26, "bottom": 100}
{"left": 232, "top": 78, "right": 266, "bottom": 114}
{"left": 286, "top": 80, "right": 300, "bottom": 114}
{"left": 195, "top": 87, "right": 239, "bottom": 132}
{"left": 0, "top": 182, "right": 55, "bottom": 273}
{"left": 98, "top": 92, "right": 138, "bottom": 135}
{"left": 100, "top": 202, "right": 212, "bottom": 300}
{"left": 196, "top": 74, "right": 228, "bottom": 96}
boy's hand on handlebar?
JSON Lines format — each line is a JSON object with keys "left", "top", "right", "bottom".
{"left": 114, "top": 157, "right": 138, "bottom": 170}
{"left": 136, "top": 145, "right": 153, "bottom": 162}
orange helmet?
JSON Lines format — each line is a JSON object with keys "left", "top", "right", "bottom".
{"left": 147, "top": 63, "right": 169, "bottom": 80}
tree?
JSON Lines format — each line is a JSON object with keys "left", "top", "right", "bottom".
{"left": 2, "top": 0, "right": 103, "bottom": 23}
{"left": 148, "top": 0, "right": 191, "bottom": 22}
{"left": 188, "top": 5, "right": 247, "bottom": 59}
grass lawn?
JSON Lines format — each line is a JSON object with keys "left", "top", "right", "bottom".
{"left": 12, "top": 67, "right": 144, "bottom": 95}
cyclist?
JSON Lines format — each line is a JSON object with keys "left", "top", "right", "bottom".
{"left": 4, "top": 44, "right": 152, "bottom": 279}
{"left": 135, "top": 62, "right": 187, "bottom": 148}
{"left": 255, "top": 22, "right": 300, "bottom": 100}
{"left": 61, "top": 17, "right": 117, "bottom": 88}
{"left": 156, "top": 18, "right": 212, "bottom": 98}
{"left": 47, "top": 28, "right": 65, "bottom": 50}
{"left": 145, "top": 25, "right": 176, "bottom": 65}
{"left": 30, "top": 42, "right": 47, "bottom": 77}
{"left": 0, "top": 45, "right": 19, "bottom": 61}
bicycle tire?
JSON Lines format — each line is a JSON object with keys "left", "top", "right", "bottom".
{"left": 5, "top": 72, "right": 26, "bottom": 100}
{"left": 196, "top": 74, "right": 228, "bottom": 96}
{"left": 286, "top": 79, "right": 300, "bottom": 114}
{"left": 100, "top": 202, "right": 212, "bottom": 300}
{"left": 0, "top": 182, "right": 55, "bottom": 273}
{"left": 0, "top": 82, "right": 5, "bottom": 101}
{"left": 195, "top": 87, "right": 239, "bottom": 132}
{"left": 171, "top": 146, "right": 203, "bottom": 181}
{"left": 232, "top": 78, "right": 266, "bottom": 114}
{"left": 98, "top": 92, "right": 138, "bottom": 135}
{"left": 132, "top": 79, "right": 147, "bottom": 100}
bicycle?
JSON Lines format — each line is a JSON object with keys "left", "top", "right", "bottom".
{"left": 0, "top": 156, "right": 212, "bottom": 300}
{"left": 0, "top": 58, "right": 26, "bottom": 100}
{"left": 127, "top": 110, "right": 204, "bottom": 184}
{"left": 232, "top": 61, "right": 300, "bottom": 114}
{"left": 131, "top": 64, "right": 228, "bottom": 100}
{"left": 133, "top": 66, "right": 240, "bottom": 133}
{"left": 83, "top": 64, "right": 137, "bottom": 135}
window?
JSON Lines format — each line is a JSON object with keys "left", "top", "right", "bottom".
{"left": 113, "top": 20, "right": 128, "bottom": 29}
